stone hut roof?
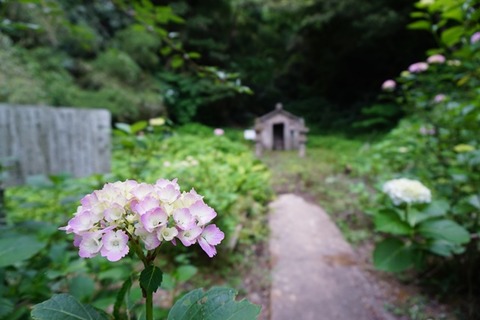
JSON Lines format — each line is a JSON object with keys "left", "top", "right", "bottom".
{"left": 256, "top": 103, "right": 303, "bottom": 124}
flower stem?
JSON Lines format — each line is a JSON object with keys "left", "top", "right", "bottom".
{"left": 145, "top": 288, "right": 153, "bottom": 320}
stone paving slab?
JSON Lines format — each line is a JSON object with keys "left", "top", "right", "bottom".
{"left": 269, "top": 194, "right": 393, "bottom": 320}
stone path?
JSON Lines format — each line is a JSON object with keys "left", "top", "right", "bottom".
{"left": 269, "top": 194, "right": 393, "bottom": 320}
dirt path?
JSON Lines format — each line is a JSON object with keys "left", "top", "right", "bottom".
{"left": 269, "top": 194, "right": 393, "bottom": 320}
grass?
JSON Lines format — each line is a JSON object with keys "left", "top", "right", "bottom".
{"left": 262, "top": 134, "right": 374, "bottom": 245}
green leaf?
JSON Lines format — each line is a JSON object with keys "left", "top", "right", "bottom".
{"left": 373, "top": 238, "right": 416, "bottom": 273}
{"left": 418, "top": 219, "right": 470, "bottom": 244}
{"left": 407, "top": 200, "right": 449, "bottom": 226}
{"left": 0, "top": 235, "right": 45, "bottom": 267}
{"left": 374, "top": 210, "right": 411, "bottom": 235}
{"left": 468, "top": 195, "right": 480, "bottom": 210}
{"left": 187, "top": 52, "right": 201, "bottom": 59}
{"left": 442, "top": 7, "right": 463, "bottom": 22}
{"left": 160, "top": 46, "right": 172, "bottom": 56}
{"left": 171, "top": 55, "right": 184, "bottom": 69}
{"left": 115, "top": 123, "right": 131, "bottom": 134}
{"left": 426, "top": 239, "right": 465, "bottom": 257}
{"left": 31, "top": 294, "right": 108, "bottom": 320}
{"left": 0, "top": 298, "right": 13, "bottom": 318}
{"left": 114, "top": 277, "right": 132, "bottom": 320}
{"left": 167, "top": 287, "right": 261, "bottom": 320}
{"left": 139, "top": 265, "right": 163, "bottom": 294}
{"left": 441, "top": 26, "right": 464, "bottom": 47}
{"left": 69, "top": 275, "right": 96, "bottom": 302}
{"left": 130, "top": 121, "right": 148, "bottom": 134}
{"left": 175, "top": 265, "right": 198, "bottom": 283}
{"left": 407, "top": 20, "right": 431, "bottom": 31}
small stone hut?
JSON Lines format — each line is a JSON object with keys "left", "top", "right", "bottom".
{"left": 254, "top": 103, "right": 308, "bottom": 157}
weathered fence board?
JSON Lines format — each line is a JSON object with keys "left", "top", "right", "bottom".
{"left": 0, "top": 104, "right": 111, "bottom": 186}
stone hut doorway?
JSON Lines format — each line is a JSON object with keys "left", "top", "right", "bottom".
{"left": 273, "top": 123, "right": 285, "bottom": 150}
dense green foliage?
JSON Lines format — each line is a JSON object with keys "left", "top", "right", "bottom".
{"left": 1, "top": 0, "right": 433, "bottom": 130}
{"left": 0, "top": 0, "right": 249, "bottom": 123}
{"left": 342, "top": 0, "right": 480, "bottom": 314}
{"left": 2, "top": 125, "right": 271, "bottom": 319}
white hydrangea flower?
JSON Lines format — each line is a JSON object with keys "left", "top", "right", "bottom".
{"left": 382, "top": 178, "right": 431, "bottom": 205}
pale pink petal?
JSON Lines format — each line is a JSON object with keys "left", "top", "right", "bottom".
{"left": 173, "top": 208, "right": 196, "bottom": 230}
{"left": 141, "top": 208, "right": 168, "bottom": 232}
{"left": 198, "top": 237, "right": 217, "bottom": 258}
{"left": 135, "top": 226, "right": 161, "bottom": 250}
{"left": 155, "top": 178, "right": 180, "bottom": 190}
{"left": 189, "top": 201, "right": 216, "bottom": 226}
{"left": 131, "top": 183, "right": 155, "bottom": 200}
{"left": 104, "top": 203, "right": 125, "bottom": 222}
{"left": 68, "top": 211, "right": 94, "bottom": 233}
{"left": 158, "top": 184, "right": 180, "bottom": 203}
{"left": 201, "top": 224, "right": 224, "bottom": 246}
{"left": 176, "top": 226, "right": 202, "bottom": 246}
{"left": 78, "top": 232, "right": 103, "bottom": 258}
{"left": 101, "top": 230, "right": 130, "bottom": 262}
{"left": 131, "top": 196, "right": 160, "bottom": 216}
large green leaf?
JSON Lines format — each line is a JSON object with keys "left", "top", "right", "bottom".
{"left": 374, "top": 210, "right": 411, "bottom": 235}
{"left": 418, "top": 219, "right": 470, "bottom": 244}
{"left": 31, "top": 294, "right": 108, "bottom": 320}
{"left": 139, "top": 265, "right": 163, "bottom": 294}
{"left": 0, "top": 235, "right": 45, "bottom": 267}
{"left": 407, "top": 199, "right": 449, "bottom": 226}
{"left": 441, "top": 26, "right": 464, "bottom": 47}
{"left": 373, "top": 238, "right": 416, "bottom": 273}
{"left": 0, "top": 298, "right": 13, "bottom": 318}
{"left": 167, "top": 287, "right": 261, "bottom": 320}
{"left": 426, "top": 239, "right": 465, "bottom": 257}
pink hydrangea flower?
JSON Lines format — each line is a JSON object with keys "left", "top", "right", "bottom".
{"left": 419, "top": 126, "right": 435, "bottom": 135}
{"left": 78, "top": 232, "right": 103, "bottom": 258}
{"left": 60, "top": 179, "right": 224, "bottom": 261}
{"left": 177, "top": 226, "right": 203, "bottom": 246}
{"left": 189, "top": 201, "right": 217, "bottom": 226}
{"left": 408, "top": 62, "right": 428, "bottom": 73}
{"left": 381, "top": 79, "right": 396, "bottom": 91}
{"left": 471, "top": 32, "right": 480, "bottom": 44}
{"left": 101, "top": 230, "right": 130, "bottom": 262}
{"left": 198, "top": 225, "right": 225, "bottom": 258}
{"left": 427, "top": 54, "right": 445, "bottom": 64}
{"left": 433, "top": 94, "right": 446, "bottom": 103}
{"left": 141, "top": 208, "right": 168, "bottom": 232}
{"left": 214, "top": 128, "right": 224, "bottom": 136}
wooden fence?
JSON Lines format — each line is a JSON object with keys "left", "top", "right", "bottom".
{"left": 0, "top": 104, "right": 111, "bottom": 186}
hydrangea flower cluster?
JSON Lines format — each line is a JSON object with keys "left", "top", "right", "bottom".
{"left": 408, "top": 62, "right": 429, "bottom": 73}
{"left": 427, "top": 54, "right": 445, "bottom": 64}
{"left": 60, "top": 179, "right": 224, "bottom": 261}
{"left": 471, "top": 31, "right": 480, "bottom": 44}
{"left": 381, "top": 79, "right": 396, "bottom": 91}
{"left": 382, "top": 178, "right": 431, "bottom": 206}
{"left": 433, "top": 93, "right": 446, "bottom": 103}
